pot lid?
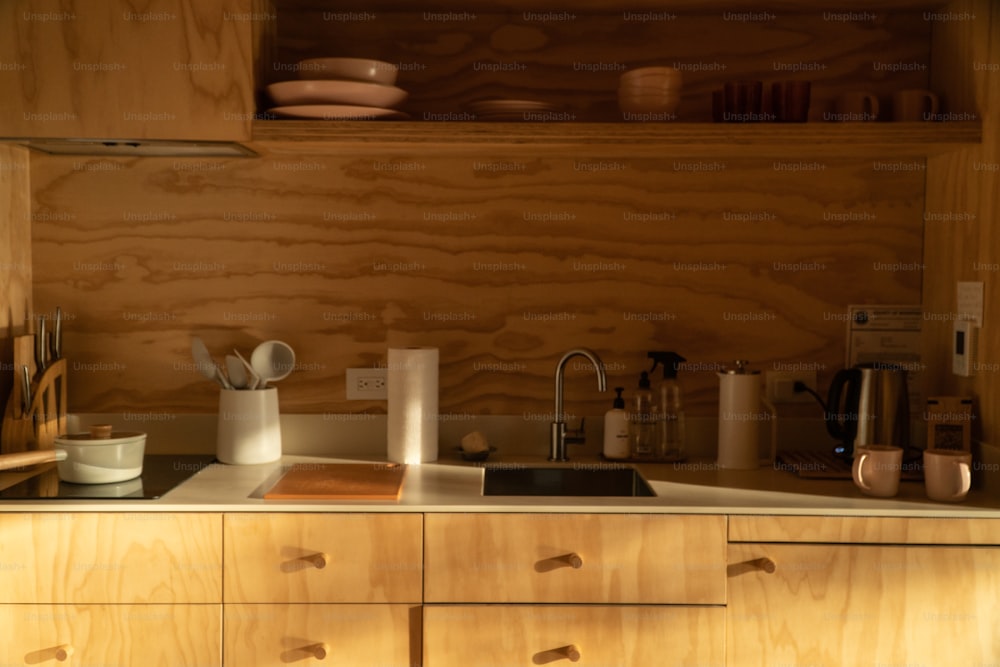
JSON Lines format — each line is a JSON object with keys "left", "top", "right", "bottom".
{"left": 56, "top": 424, "right": 145, "bottom": 445}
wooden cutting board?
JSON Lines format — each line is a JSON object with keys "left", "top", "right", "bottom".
{"left": 264, "top": 463, "right": 407, "bottom": 500}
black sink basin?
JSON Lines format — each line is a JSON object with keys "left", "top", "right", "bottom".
{"left": 482, "top": 465, "right": 655, "bottom": 497}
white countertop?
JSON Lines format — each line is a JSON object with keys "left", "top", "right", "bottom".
{"left": 2, "top": 453, "right": 999, "bottom": 517}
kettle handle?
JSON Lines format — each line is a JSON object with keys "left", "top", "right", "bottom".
{"left": 825, "top": 368, "right": 860, "bottom": 447}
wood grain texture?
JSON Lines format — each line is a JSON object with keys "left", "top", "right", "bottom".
{"left": 727, "top": 543, "right": 1000, "bottom": 666}
{"left": 278, "top": 0, "right": 948, "bottom": 10}
{"left": 251, "top": 121, "right": 982, "bottom": 158}
{"left": 423, "top": 605, "right": 725, "bottom": 667}
{"left": 0, "top": 603, "right": 221, "bottom": 666}
{"left": 29, "top": 151, "right": 925, "bottom": 416}
{"left": 0, "top": 513, "right": 222, "bottom": 603}
{"left": 924, "top": 0, "right": 1000, "bottom": 446}
{"left": 0, "top": 145, "right": 31, "bottom": 435}
{"left": 729, "top": 514, "right": 1000, "bottom": 544}
{"left": 423, "top": 513, "right": 727, "bottom": 604}
{"left": 223, "top": 513, "right": 422, "bottom": 603}
{"left": 266, "top": 10, "right": 933, "bottom": 123}
{"left": 0, "top": 0, "right": 254, "bottom": 141}
{"left": 225, "top": 603, "right": 420, "bottom": 667}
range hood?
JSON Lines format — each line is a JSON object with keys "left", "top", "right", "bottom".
{"left": 8, "top": 137, "right": 256, "bottom": 158}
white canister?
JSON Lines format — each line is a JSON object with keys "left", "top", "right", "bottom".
{"left": 216, "top": 387, "right": 282, "bottom": 465}
{"left": 717, "top": 360, "right": 764, "bottom": 470}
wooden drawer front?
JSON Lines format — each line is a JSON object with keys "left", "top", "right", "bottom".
{"left": 424, "top": 605, "right": 724, "bottom": 667}
{"left": 0, "top": 513, "right": 222, "bottom": 603}
{"left": 224, "top": 604, "right": 420, "bottom": 667}
{"left": 728, "top": 544, "right": 1000, "bottom": 666}
{"left": 0, "top": 604, "right": 221, "bottom": 666}
{"left": 729, "top": 515, "right": 1000, "bottom": 544}
{"left": 424, "top": 513, "right": 726, "bottom": 604}
{"left": 223, "top": 513, "right": 422, "bottom": 603}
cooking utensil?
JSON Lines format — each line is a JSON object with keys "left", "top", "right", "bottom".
{"left": 192, "top": 337, "right": 232, "bottom": 389}
{"left": 51, "top": 306, "right": 62, "bottom": 360}
{"left": 20, "top": 365, "right": 31, "bottom": 417}
{"left": 250, "top": 340, "right": 295, "bottom": 388}
{"left": 234, "top": 349, "right": 260, "bottom": 390}
{"left": 225, "top": 354, "right": 248, "bottom": 390}
{"left": 35, "top": 315, "right": 47, "bottom": 375}
{"left": 0, "top": 424, "right": 146, "bottom": 484}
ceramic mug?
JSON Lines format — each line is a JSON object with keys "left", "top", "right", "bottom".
{"left": 923, "top": 448, "right": 972, "bottom": 502}
{"left": 723, "top": 80, "right": 763, "bottom": 122}
{"left": 892, "top": 89, "right": 940, "bottom": 122}
{"left": 852, "top": 445, "right": 903, "bottom": 497}
{"left": 772, "top": 81, "right": 811, "bottom": 122}
{"left": 832, "top": 91, "right": 880, "bottom": 122}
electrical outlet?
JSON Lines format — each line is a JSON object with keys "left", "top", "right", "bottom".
{"left": 346, "top": 368, "right": 388, "bottom": 400}
{"left": 765, "top": 370, "right": 818, "bottom": 403}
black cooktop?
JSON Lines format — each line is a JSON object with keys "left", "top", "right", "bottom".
{"left": 0, "top": 454, "right": 216, "bottom": 500}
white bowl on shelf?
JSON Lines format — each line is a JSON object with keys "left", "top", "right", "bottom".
{"left": 297, "top": 57, "right": 399, "bottom": 85}
{"left": 267, "top": 80, "right": 408, "bottom": 108}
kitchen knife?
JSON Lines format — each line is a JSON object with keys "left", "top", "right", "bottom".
{"left": 35, "top": 316, "right": 47, "bottom": 375}
{"left": 51, "top": 306, "right": 62, "bottom": 360}
{"left": 20, "top": 365, "right": 31, "bottom": 416}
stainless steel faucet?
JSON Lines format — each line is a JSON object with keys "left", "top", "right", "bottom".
{"left": 550, "top": 348, "right": 607, "bottom": 461}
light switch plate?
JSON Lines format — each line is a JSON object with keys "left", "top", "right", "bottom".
{"left": 952, "top": 319, "right": 975, "bottom": 377}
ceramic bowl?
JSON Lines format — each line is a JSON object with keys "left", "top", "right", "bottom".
{"left": 297, "top": 58, "right": 399, "bottom": 85}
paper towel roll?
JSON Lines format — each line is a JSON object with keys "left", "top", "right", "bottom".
{"left": 387, "top": 347, "right": 439, "bottom": 464}
{"left": 717, "top": 372, "right": 761, "bottom": 469}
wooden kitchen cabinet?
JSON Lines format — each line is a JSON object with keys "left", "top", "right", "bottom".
{"left": 0, "top": 512, "right": 222, "bottom": 603}
{"left": 727, "top": 516, "right": 1000, "bottom": 666}
{"left": 225, "top": 603, "right": 420, "bottom": 667}
{"left": 223, "top": 513, "right": 422, "bottom": 603}
{"left": 0, "top": 0, "right": 254, "bottom": 141}
{"left": 0, "top": 603, "right": 221, "bottom": 666}
{"left": 423, "top": 605, "right": 725, "bottom": 667}
{"left": 424, "top": 513, "right": 726, "bottom": 604}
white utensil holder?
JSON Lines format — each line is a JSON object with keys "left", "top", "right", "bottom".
{"left": 216, "top": 387, "right": 282, "bottom": 465}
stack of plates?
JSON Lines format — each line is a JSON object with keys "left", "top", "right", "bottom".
{"left": 267, "top": 58, "right": 409, "bottom": 120}
{"left": 468, "top": 99, "right": 567, "bottom": 122}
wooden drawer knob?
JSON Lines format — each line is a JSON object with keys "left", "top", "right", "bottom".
{"left": 561, "top": 644, "right": 581, "bottom": 662}
{"left": 305, "top": 552, "right": 329, "bottom": 569}
{"left": 55, "top": 645, "right": 74, "bottom": 661}
{"left": 306, "top": 642, "right": 330, "bottom": 660}
{"left": 564, "top": 552, "right": 583, "bottom": 569}
{"left": 752, "top": 557, "right": 776, "bottom": 573}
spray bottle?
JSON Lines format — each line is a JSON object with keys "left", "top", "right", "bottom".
{"left": 648, "top": 351, "right": 687, "bottom": 461}
{"left": 629, "top": 371, "right": 657, "bottom": 459}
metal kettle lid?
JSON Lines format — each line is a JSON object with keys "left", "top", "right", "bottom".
{"left": 721, "top": 359, "right": 760, "bottom": 375}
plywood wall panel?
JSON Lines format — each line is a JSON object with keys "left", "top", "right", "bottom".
{"left": 925, "top": 0, "right": 999, "bottom": 445}
{"left": 0, "top": 145, "right": 32, "bottom": 420}
{"left": 31, "top": 151, "right": 923, "bottom": 416}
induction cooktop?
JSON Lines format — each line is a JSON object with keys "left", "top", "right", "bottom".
{"left": 0, "top": 454, "right": 217, "bottom": 500}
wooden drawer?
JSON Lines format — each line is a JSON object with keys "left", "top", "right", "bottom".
{"left": 424, "top": 605, "right": 724, "bottom": 667}
{"left": 0, "top": 513, "right": 222, "bottom": 603}
{"left": 223, "top": 513, "right": 422, "bottom": 603}
{"left": 728, "top": 543, "right": 1000, "bottom": 666}
{"left": 424, "top": 513, "right": 726, "bottom": 604}
{"left": 0, "top": 604, "right": 221, "bottom": 666}
{"left": 224, "top": 604, "right": 420, "bottom": 667}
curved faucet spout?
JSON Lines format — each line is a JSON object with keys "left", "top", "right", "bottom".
{"left": 550, "top": 348, "right": 608, "bottom": 461}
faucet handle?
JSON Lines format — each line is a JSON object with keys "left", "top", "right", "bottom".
{"left": 565, "top": 417, "right": 586, "bottom": 445}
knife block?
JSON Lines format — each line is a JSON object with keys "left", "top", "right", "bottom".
{"left": 1, "top": 334, "right": 67, "bottom": 454}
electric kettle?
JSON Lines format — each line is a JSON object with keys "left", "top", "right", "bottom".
{"left": 826, "top": 362, "right": 909, "bottom": 457}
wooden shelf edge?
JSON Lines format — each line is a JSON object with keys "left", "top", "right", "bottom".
{"left": 249, "top": 120, "right": 982, "bottom": 158}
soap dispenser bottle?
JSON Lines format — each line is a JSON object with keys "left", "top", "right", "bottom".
{"left": 629, "top": 371, "right": 657, "bottom": 459}
{"left": 603, "top": 387, "right": 630, "bottom": 460}
{"left": 648, "top": 351, "right": 687, "bottom": 461}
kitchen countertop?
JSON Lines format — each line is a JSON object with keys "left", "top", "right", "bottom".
{"left": 1, "top": 453, "right": 999, "bottom": 517}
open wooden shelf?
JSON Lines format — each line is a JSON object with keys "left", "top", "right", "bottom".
{"left": 272, "top": 0, "right": 949, "bottom": 12}
{"left": 249, "top": 120, "right": 982, "bottom": 158}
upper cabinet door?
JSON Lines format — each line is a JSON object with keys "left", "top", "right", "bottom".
{"left": 0, "top": 0, "right": 254, "bottom": 141}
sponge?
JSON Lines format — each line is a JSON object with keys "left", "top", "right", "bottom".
{"left": 460, "top": 430, "right": 490, "bottom": 454}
